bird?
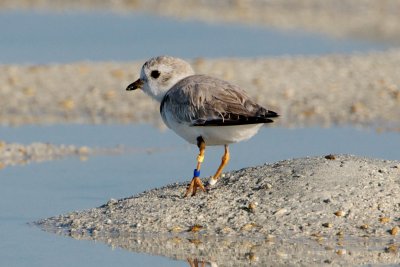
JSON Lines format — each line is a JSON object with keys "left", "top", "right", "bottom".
{"left": 126, "top": 56, "right": 278, "bottom": 197}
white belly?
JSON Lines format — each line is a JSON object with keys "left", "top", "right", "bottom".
{"left": 168, "top": 122, "right": 263, "bottom": 146}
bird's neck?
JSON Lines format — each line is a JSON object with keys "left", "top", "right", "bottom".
{"left": 143, "top": 85, "right": 168, "bottom": 102}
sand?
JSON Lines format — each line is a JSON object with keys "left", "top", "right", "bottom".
{"left": 36, "top": 154, "right": 400, "bottom": 265}
{"left": 1, "top": 50, "right": 400, "bottom": 131}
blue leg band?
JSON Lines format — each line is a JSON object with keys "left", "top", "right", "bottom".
{"left": 194, "top": 169, "right": 201, "bottom": 177}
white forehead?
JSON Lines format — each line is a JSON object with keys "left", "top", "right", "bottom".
{"left": 141, "top": 56, "right": 194, "bottom": 78}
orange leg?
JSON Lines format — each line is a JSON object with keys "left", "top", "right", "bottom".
{"left": 187, "top": 258, "right": 206, "bottom": 267}
{"left": 209, "top": 145, "right": 230, "bottom": 186}
{"left": 184, "top": 137, "right": 207, "bottom": 197}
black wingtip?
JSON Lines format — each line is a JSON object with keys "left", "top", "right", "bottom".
{"left": 192, "top": 116, "right": 276, "bottom": 126}
{"left": 266, "top": 110, "right": 279, "bottom": 118}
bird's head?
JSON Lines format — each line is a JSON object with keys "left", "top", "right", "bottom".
{"left": 126, "top": 56, "right": 195, "bottom": 102}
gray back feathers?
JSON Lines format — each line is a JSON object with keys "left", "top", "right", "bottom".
{"left": 160, "top": 75, "right": 278, "bottom": 126}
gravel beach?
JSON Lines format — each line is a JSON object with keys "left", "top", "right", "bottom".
{"left": 36, "top": 155, "right": 400, "bottom": 265}
{"left": 1, "top": 50, "right": 400, "bottom": 130}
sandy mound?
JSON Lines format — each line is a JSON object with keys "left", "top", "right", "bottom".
{"left": 36, "top": 154, "right": 400, "bottom": 265}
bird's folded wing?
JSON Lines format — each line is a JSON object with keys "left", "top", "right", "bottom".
{"left": 160, "top": 75, "right": 278, "bottom": 127}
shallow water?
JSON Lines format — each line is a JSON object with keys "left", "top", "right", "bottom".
{"left": 0, "top": 124, "right": 399, "bottom": 266}
{"left": 0, "top": 10, "right": 392, "bottom": 64}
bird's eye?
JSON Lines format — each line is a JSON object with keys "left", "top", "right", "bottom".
{"left": 151, "top": 70, "right": 160, "bottom": 79}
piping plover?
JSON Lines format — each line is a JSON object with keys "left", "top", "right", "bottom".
{"left": 127, "top": 56, "right": 278, "bottom": 196}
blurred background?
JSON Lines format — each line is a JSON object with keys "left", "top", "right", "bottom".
{"left": 1, "top": 0, "right": 399, "bottom": 63}
{"left": 0, "top": 1, "right": 399, "bottom": 267}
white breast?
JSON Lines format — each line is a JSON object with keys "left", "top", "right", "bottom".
{"left": 166, "top": 119, "right": 263, "bottom": 146}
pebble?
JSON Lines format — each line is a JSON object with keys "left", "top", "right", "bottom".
{"left": 334, "top": 210, "right": 345, "bottom": 217}
{"left": 189, "top": 224, "right": 203, "bottom": 232}
{"left": 248, "top": 201, "right": 258, "bottom": 212}
{"left": 325, "top": 154, "right": 336, "bottom": 160}
{"left": 336, "top": 249, "right": 347, "bottom": 256}
{"left": 264, "top": 183, "right": 273, "bottom": 189}
{"left": 107, "top": 198, "right": 118, "bottom": 206}
{"left": 240, "top": 223, "right": 258, "bottom": 231}
{"left": 322, "top": 223, "right": 333, "bottom": 228}
{"left": 385, "top": 244, "right": 398, "bottom": 253}
{"left": 273, "top": 208, "right": 288, "bottom": 216}
{"left": 336, "top": 230, "right": 344, "bottom": 237}
{"left": 379, "top": 217, "right": 390, "bottom": 224}
{"left": 169, "top": 226, "right": 182, "bottom": 233}
{"left": 390, "top": 226, "right": 399, "bottom": 236}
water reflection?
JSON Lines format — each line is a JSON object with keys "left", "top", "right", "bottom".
{"left": 36, "top": 226, "right": 400, "bottom": 266}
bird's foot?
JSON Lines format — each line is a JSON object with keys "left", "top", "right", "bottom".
{"left": 205, "top": 177, "right": 217, "bottom": 191}
{"left": 184, "top": 177, "right": 206, "bottom": 197}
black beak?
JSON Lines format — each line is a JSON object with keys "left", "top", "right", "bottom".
{"left": 126, "top": 79, "right": 144, "bottom": 91}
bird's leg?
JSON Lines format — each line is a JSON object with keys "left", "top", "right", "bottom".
{"left": 187, "top": 258, "right": 206, "bottom": 267}
{"left": 184, "top": 137, "right": 207, "bottom": 197}
{"left": 208, "top": 145, "right": 230, "bottom": 187}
